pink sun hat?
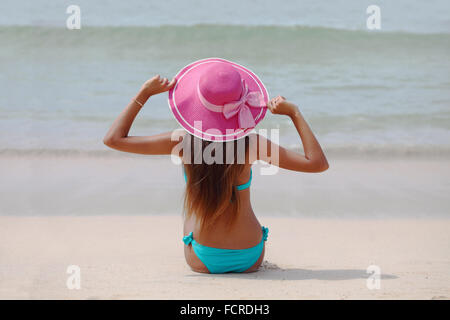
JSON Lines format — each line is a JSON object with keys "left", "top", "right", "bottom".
{"left": 168, "top": 58, "right": 269, "bottom": 141}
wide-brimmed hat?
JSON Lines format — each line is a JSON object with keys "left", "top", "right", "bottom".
{"left": 168, "top": 58, "right": 269, "bottom": 141}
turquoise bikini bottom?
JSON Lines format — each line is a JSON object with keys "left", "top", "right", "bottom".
{"left": 183, "top": 226, "right": 269, "bottom": 274}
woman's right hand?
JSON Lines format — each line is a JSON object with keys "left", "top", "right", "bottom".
{"left": 141, "top": 75, "right": 176, "bottom": 97}
{"left": 267, "top": 96, "right": 299, "bottom": 117}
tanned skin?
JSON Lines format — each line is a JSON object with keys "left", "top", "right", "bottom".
{"left": 104, "top": 75, "right": 328, "bottom": 273}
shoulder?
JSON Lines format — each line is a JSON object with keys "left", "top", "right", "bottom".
{"left": 247, "top": 132, "right": 271, "bottom": 151}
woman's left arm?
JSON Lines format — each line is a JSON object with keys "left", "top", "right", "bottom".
{"left": 103, "top": 75, "right": 181, "bottom": 155}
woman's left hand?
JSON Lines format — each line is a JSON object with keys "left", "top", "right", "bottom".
{"left": 141, "top": 75, "right": 176, "bottom": 96}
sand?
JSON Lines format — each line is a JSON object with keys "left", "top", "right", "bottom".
{"left": 1, "top": 154, "right": 449, "bottom": 299}
{"left": 0, "top": 215, "right": 449, "bottom": 300}
{"left": 1, "top": 154, "right": 449, "bottom": 218}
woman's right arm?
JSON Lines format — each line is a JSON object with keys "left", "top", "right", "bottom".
{"left": 255, "top": 96, "right": 329, "bottom": 173}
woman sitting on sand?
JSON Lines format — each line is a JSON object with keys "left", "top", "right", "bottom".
{"left": 103, "top": 58, "right": 328, "bottom": 274}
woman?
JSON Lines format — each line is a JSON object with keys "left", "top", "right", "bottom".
{"left": 103, "top": 58, "right": 328, "bottom": 274}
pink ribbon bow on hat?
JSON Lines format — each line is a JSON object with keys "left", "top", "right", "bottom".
{"left": 222, "top": 80, "right": 266, "bottom": 128}
{"left": 198, "top": 80, "right": 266, "bottom": 129}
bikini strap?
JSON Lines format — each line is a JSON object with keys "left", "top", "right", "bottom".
{"left": 262, "top": 226, "right": 269, "bottom": 241}
{"left": 236, "top": 168, "right": 252, "bottom": 191}
{"left": 182, "top": 166, "right": 187, "bottom": 183}
{"left": 183, "top": 231, "right": 194, "bottom": 245}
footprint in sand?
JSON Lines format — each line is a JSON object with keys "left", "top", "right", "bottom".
{"left": 259, "top": 260, "right": 281, "bottom": 270}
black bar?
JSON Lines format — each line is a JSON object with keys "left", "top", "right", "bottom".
{"left": 0, "top": 300, "right": 447, "bottom": 318}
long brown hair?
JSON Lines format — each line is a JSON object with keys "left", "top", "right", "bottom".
{"left": 182, "top": 134, "right": 250, "bottom": 230}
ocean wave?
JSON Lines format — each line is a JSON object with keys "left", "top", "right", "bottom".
{"left": 1, "top": 21, "right": 449, "bottom": 35}
{"left": 3, "top": 0, "right": 450, "bottom": 35}
{"left": 1, "top": 24, "right": 448, "bottom": 70}
{"left": 1, "top": 24, "right": 449, "bottom": 47}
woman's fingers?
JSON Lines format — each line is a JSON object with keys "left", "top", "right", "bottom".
{"left": 142, "top": 75, "right": 177, "bottom": 95}
{"left": 143, "top": 75, "right": 181, "bottom": 94}
{"left": 167, "top": 78, "right": 177, "bottom": 89}
{"left": 267, "top": 99, "right": 276, "bottom": 113}
{"left": 267, "top": 95, "right": 288, "bottom": 114}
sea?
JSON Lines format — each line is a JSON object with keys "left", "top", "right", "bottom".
{"left": 0, "top": 1, "right": 449, "bottom": 217}
{"left": 1, "top": 0, "right": 449, "bottom": 158}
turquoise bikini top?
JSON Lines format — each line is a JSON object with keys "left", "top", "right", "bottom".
{"left": 183, "top": 168, "right": 252, "bottom": 191}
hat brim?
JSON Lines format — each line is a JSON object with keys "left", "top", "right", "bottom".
{"left": 168, "top": 58, "right": 269, "bottom": 142}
